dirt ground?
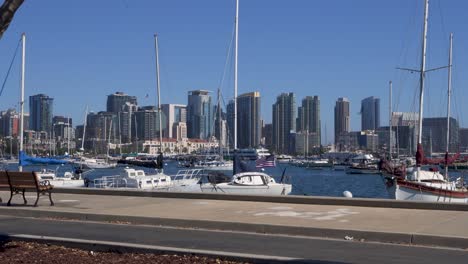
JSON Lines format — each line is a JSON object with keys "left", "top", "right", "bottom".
{"left": 0, "top": 240, "right": 251, "bottom": 264}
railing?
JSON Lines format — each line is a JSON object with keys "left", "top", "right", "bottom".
{"left": 93, "top": 176, "right": 128, "bottom": 188}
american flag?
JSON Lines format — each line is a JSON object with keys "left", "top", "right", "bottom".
{"left": 256, "top": 155, "right": 276, "bottom": 168}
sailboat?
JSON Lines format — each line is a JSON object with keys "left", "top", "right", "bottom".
{"left": 383, "top": 0, "right": 467, "bottom": 203}
{"left": 7, "top": 34, "right": 85, "bottom": 187}
{"left": 197, "top": 0, "right": 292, "bottom": 196}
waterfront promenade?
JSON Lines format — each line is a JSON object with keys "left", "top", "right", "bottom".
{"left": 1, "top": 189, "right": 467, "bottom": 263}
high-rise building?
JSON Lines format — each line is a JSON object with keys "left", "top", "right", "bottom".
{"left": 272, "top": 93, "right": 296, "bottom": 154}
{"left": 459, "top": 128, "right": 468, "bottom": 152}
{"left": 237, "top": 92, "right": 261, "bottom": 149}
{"left": 422, "top": 117, "right": 459, "bottom": 154}
{"left": 85, "top": 111, "right": 118, "bottom": 153}
{"left": 297, "top": 96, "right": 321, "bottom": 147}
{"left": 135, "top": 106, "right": 165, "bottom": 141}
{"left": 361, "top": 96, "right": 380, "bottom": 131}
{"left": 106, "top": 92, "right": 138, "bottom": 143}
{"left": 0, "top": 109, "right": 19, "bottom": 137}
{"left": 29, "top": 94, "right": 54, "bottom": 133}
{"left": 187, "top": 90, "right": 213, "bottom": 139}
{"left": 161, "top": 104, "right": 186, "bottom": 138}
{"left": 334, "top": 97, "right": 350, "bottom": 145}
{"left": 106, "top": 92, "right": 138, "bottom": 113}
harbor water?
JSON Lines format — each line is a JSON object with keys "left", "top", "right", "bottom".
{"left": 2, "top": 161, "right": 467, "bottom": 199}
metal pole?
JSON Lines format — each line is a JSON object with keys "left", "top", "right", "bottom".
{"left": 19, "top": 33, "right": 25, "bottom": 172}
{"left": 234, "top": 0, "right": 239, "bottom": 150}
{"left": 154, "top": 34, "right": 163, "bottom": 154}
{"left": 389, "top": 81, "right": 392, "bottom": 159}
{"left": 444, "top": 33, "right": 453, "bottom": 179}
{"left": 416, "top": 0, "right": 429, "bottom": 181}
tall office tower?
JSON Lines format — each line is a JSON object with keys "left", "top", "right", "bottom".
{"left": 422, "top": 117, "right": 459, "bottom": 154}
{"left": 236, "top": 92, "right": 261, "bottom": 149}
{"left": 187, "top": 90, "right": 213, "bottom": 139}
{"left": 106, "top": 92, "right": 138, "bottom": 113}
{"left": 297, "top": 96, "right": 321, "bottom": 147}
{"left": 272, "top": 92, "right": 296, "bottom": 154}
{"left": 334, "top": 97, "right": 350, "bottom": 145}
{"left": 52, "top": 116, "right": 73, "bottom": 141}
{"left": 361, "top": 96, "right": 380, "bottom": 131}
{"left": 29, "top": 94, "right": 54, "bottom": 133}
{"left": 106, "top": 92, "right": 138, "bottom": 143}
{"left": 134, "top": 106, "right": 166, "bottom": 141}
{"left": 213, "top": 104, "right": 227, "bottom": 148}
{"left": 161, "top": 104, "right": 186, "bottom": 138}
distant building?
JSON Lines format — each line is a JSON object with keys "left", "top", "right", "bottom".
{"left": 134, "top": 106, "right": 166, "bottom": 141}
{"left": 334, "top": 97, "right": 350, "bottom": 146}
{"left": 459, "top": 128, "right": 468, "bottom": 152}
{"left": 0, "top": 109, "right": 19, "bottom": 137}
{"left": 106, "top": 92, "right": 138, "bottom": 144}
{"left": 85, "top": 111, "right": 118, "bottom": 153}
{"left": 106, "top": 92, "right": 137, "bottom": 113}
{"left": 237, "top": 92, "right": 261, "bottom": 149}
{"left": 361, "top": 96, "right": 380, "bottom": 131}
{"left": 297, "top": 96, "right": 321, "bottom": 148}
{"left": 422, "top": 117, "right": 459, "bottom": 154}
{"left": 29, "top": 94, "right": 53, "bottom": 132}
{"left": 187, "top": 90, "right": 213, "bottom": 140}
{"left": 262, "top": 123, "right": 273, "bottom": 151}
{"left": 161, "top": 104, "right": 186, "bottom": 139}
{"left": 272, "top": 93, "right": 296, "bottom": 154}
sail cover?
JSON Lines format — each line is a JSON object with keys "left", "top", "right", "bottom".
{"left": 19, "top": 151, "right": 69, "bottom": 166}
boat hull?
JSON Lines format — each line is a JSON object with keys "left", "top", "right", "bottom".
{"left": 395, "top": 180, "right": 468, "bottom": 203}
{"left": 200, "top": 183, "right": 292, "bottom": 196}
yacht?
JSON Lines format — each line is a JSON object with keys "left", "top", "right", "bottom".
{"left": 36, "top": 168, "right": 85, "bottom": 188}
{"left": 93, "top": 167, "right": 171, "bottom": 190}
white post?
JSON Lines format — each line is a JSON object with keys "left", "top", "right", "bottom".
{"left": 234, "top": 0, "right": 239, "bottom": 150}
{"left": 416, "top": 0, "right": 429, "bottom": 181}
{"left": 445, "top": 33, "right": 453, "bottom": 179}
{"left": 19, "top": 33, "right": 25, "bottom": 172}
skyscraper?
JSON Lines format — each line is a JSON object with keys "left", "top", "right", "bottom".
{"left": 106, "top": 92, "right": 138, "bottom": 113}
{"left": 422, "top": 117, "right": 459, "bottom": 154}
{"left": 237, "top": 91, "right": 261, "bottom": 148}
{"left": 187, "top": 90, "right": 213, "bottom": 139}
{"left": 161, "top": 104, "right": 186, "bottom": 139}
{"left": 334, "top": 97, "right": 350, "bottom": 145}
{"left": 297, "top": 96, "right": 321, "bottom": 147}
{"left": 135, "top": 106, "right": 166, "bottom": 141}
{"left": 361, "top": 96, "right": 380, "bottom": 131}
{"left": 272, "top": 93, "right": 296, "bottom": 154}
{"left": 29, "top": 94, "right": 53, "bottom": 133}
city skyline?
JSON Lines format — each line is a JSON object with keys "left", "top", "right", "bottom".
{"left": 0, "top": 1, "right": 467, "bottom": 144}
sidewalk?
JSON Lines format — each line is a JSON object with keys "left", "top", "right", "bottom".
{"left": 1, "top": 190, "right": 468, "bottom": 249}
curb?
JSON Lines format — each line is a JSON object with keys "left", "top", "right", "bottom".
{"left": 52, "top": 188, "right": 468, "bottom": 212}
{"left": 2, "top": 234, "right": 299, "bottom": 264}
{"left": 1, "top": 207, "right": 467, "bottom": 249}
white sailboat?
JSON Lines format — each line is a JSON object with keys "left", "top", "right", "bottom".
{"left": 198, "top": 0, "right": 292, "bottom": 196}
{"left": 385, "top": 0, "right": 467, "bottom": 203}
{"left": 15, "top": 34, "right": 85, "bottom": 187}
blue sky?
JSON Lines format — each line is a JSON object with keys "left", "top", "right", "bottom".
{"left": 1, "top": 0, "right": 467, "bottom": 144}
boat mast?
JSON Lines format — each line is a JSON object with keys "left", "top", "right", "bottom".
{"left": 389, "top": 81, "right": 392, "bottom": 159}
{"left": 234, "top": 0, "right": 239, "bottom": 150}
{"left": 18, "top": 33, "right": 25, "bottom": 172}
{"left": 416, "top": 0, "right": 429, "bottom": 182}
{"left": 217, "top": 88, "right": 223, "bottom": 160}
{"left": 154, "top": 34, "right": 163, "bottom": 156}
{"left": 444, "top": 33, "right": 453, "bottom": 179}
{"left": 67, "top": 116, "right": 70, "bottom": 155}
{"left": 81, "top": 106, "right": 88, "bottom": 152}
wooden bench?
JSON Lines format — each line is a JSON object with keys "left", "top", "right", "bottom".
{"left": 0, "top": 171, "right": 9, "bottom": 203}
{"left": 4, "top": 171, "right": 54, "bottom": 207}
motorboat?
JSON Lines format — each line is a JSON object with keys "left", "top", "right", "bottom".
{"left": 198, "top": 171, "right": 292, "bottom": 195}
{"left": 36, "top": 168, "right": 85, "bottom": 188}
{"left": 92, "top": 167, "right": 171, "bottom": 190}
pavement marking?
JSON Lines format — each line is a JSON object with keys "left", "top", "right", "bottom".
{"left": 57, "top": 200, "right": 80, "bottom": 203}
{"left": 8, "top": 234, "right": 299, "bottom": 262}
{"left": 252, "top": 208, "right": 360, "bottom": 221}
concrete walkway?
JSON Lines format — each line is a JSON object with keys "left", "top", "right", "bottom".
{"left": 1, "top": 190, "right": 468, "bottom": 249}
